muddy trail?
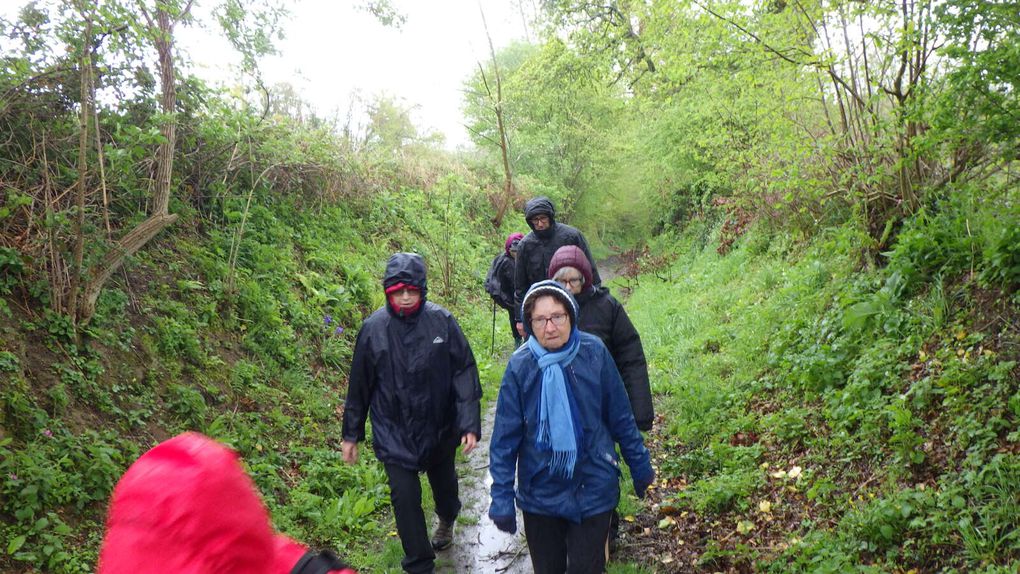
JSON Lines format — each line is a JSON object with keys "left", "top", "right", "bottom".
{"left": 438, "top": 401, "right": 530, "bottom": 573}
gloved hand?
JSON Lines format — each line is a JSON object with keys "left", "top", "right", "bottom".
{"left": 634, "top": 472, "right": 654, "bottom": 500}
{"left": 490, "top": 514, "right": 517, "bottom": 534}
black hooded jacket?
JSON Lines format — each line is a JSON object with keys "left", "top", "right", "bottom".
{"left": 513, "top": 197, "right": 602, "bottom": 321}
{"left": 342, "top": 253, "right": 482, "bottom": 470}
{"left": 575, "top": 286, "right": 654, "bottom": 431}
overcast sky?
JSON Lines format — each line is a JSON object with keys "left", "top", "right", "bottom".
{"left": 181, "top": 0, "right": 531, "bottom": 149}
{"left": 0, "top": 0, "right": 530, "bottom": 147}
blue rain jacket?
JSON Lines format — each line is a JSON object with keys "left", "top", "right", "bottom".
{"left": 488, "top": 331, "right": 653, "bottom": 523}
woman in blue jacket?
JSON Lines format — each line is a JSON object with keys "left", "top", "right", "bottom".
{"left": 488, "top": 280, "right": 654, "bottom": 573}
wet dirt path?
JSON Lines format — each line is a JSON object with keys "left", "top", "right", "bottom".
{"left": 438, "top": 401, "right": 530, "bottom": 573}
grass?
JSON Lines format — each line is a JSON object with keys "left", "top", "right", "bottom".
{"left": 614, "top": 184, "right": 1020, "bottom": 571}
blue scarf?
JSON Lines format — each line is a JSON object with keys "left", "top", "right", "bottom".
{"left": 527, "top": 329, "right": 581, "bottom": 478}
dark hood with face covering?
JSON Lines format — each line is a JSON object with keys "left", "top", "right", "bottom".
{"left": 382, "top": 253, "right": 428, "bottom": 298}
{"left": 524, "top": 197, "right": 557, "bottom": 239}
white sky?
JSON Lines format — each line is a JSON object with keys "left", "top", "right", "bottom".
{"left": 182, "top": 0, "right": 531, "bottom": 149}
{"left": 0, "top": 0, "right": 530, "bottom": 148}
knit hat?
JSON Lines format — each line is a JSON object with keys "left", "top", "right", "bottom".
{"left": 521, "top": 280, "right": 579, "bottom": 338}
{"left": 547, "top": 245, "right": 593, "bottom": 291}
{"left": 98, "top": 433, "right": 356, "bottom": 574}
{"left": 505, "top": 232, "right": 525, "bottom": 256}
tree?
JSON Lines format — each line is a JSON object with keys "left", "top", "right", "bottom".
{"left": 81, "top": 0, "right": 193, "bottom": 322}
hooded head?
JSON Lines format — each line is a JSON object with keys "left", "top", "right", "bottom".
{"left": 547, "top": 245, "right": 594, "bottom": 295}
{"left": 98, "top": 433, "right": 355, "bottom": 574}
{"left": 383, "top": 252, "right": 427, "bottom": 318}
{"left": 505, "top": 232, "right": 524, "bottom": 257}
{"left": 523, "top": 197, "right": 556, "bottom": 239}
{"left": 520, "top": 279, "right": 579, "bottom": 341}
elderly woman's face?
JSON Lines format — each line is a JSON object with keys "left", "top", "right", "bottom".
{"left": 530, "top": 295, "right": 571, "bottom": 350}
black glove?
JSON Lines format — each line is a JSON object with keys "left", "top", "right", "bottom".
{"left": 634, "top": 473, "right": 654, "bottom": 499}
{"left": 490, "top": 514, "right": 517, "bottom": 534}
{"left": 291, "top": 549, "right": 353, "bottom": 574}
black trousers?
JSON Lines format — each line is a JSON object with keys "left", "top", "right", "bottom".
{"left": 506, "top": 307, "right": 522, "bottom": 346}
{"left": 522, "top": 510, "right": 613, "bottom": 574}
{"left": 384, "top": 447, "right": 461, "bottom": 574}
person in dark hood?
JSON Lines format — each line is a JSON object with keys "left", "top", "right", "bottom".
{"left": 548, "top": 245, "right": 655, "bottom": 554}
{"left": 513, "top": 197, "right": 601, "bottom": 338}
{"left": 485, "top": 232, "right": 525, "bottom": 347}
{"left": 548, "top": 246, "right": 653, "bottom": 431}
{"left": 98, "top": 432, "right": 358, "bottom": 574}
{"left": 341, "top": 253, "right": 482, "bottom": 574}
{"left": 488, "top": 280, "right": 653, "bottom": 574}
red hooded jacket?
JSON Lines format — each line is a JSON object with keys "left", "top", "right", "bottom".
{"left": 98, "top": 432, "right": 356, "bottom": 574}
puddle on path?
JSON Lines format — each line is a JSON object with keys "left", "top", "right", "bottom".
{"left": 437, "top": 401, "right": 530, "bottom": 573}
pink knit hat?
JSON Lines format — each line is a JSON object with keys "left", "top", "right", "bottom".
{"left": 504, "top": 232, "right": 525, "bottom": 256}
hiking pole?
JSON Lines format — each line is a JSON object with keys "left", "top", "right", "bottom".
{"left": 490, "top": 300, "right": 497, "bottom": 356}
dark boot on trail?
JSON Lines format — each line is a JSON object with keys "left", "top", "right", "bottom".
{"left": 431, "top": 518, "right": 455, "bottom": 551}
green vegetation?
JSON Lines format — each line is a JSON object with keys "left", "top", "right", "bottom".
{"left": 623, "top": 184, "right": 1019, "bottom": 570}
{"left": 2, "top": 0, "right": 1017, "bottom": 572}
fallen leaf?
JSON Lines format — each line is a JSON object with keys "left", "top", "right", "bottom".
{"left": 789, "top": 465, "right": 802, "bottom": 478}
{"left": 771, "top": 470, "right": 788, "bottom": 479}
{"left": 624, "top": 515, "right": 636, "bottom": 522}
{"left": 658, "top": 516, "right": 676, "bottom": 529}
{"left": 758, "top": 500, "right": 772, "bottom": 513}
{"left": 736, "top": 520, "right": 755, "bottom": 534}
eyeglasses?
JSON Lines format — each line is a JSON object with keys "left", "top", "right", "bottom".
{"left": 557, "top": 277, "right": 584, "bottom": 288}
{"left": 529, "top": 215, "right": 550, "bottom": 225}
{"left": 531, "top": 313, "right": 568, "bottom": 329}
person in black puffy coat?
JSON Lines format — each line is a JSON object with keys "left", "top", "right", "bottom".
{"left": 548, "top": 246, "right": 653, "bottom": 431}
{"left": 341, "top": 252, "right": 482, "bottom": 574}
{"left": 513, "top": 197, "right": 601, "bottom": 336}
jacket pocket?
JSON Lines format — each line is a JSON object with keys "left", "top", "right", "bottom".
{"left": 592, "top": 449, "right": 622, "bottom": 478}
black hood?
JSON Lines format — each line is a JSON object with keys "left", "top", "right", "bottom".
{"left": 383, "top": 252, "right": 428, "bottom": 300}
{"left": 523, "top": 197, "right": 557, "bottom": 239}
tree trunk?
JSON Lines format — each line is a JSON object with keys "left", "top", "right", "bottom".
{"left": 80, "top": 1, "right": 189, "bottom": 323}
{"left": 68, "top": 10, "right": 94, "bottom": 325}
{"left": 479, "top": 7, "right": 514, "bottom": 227}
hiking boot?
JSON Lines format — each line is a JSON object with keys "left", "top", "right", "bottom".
{"left": 431, "top": 518, "right": 455, "bottom": 551}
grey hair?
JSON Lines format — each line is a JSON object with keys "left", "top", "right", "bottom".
{"left": 552, "top": 266, "right": 585, "bottom": 285}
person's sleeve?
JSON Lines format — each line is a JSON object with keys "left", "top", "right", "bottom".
{"left": 498, "top": 258, "right": 516, "bottom": 310}
{"left": 513, "top": 245, "right": 528, "bottom": 322}
{"left": 342, "top": 328, "right": 375, "bottom": 442}
{"left": 576, "top": 232, "right": 602, "bottom": 287}
{"left": 601, "top": 344, "right": 653, "bottom": 484}
{"left": 609, "top": 303, "right": 654, "bottom": 431}
{"left": 489, "top": 367, "right": 524, "bottom": 519}
{"left": 449, "top": 317, "right": 482, "bottom": 439}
